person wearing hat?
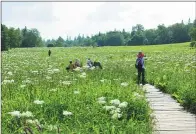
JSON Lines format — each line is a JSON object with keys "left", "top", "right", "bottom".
{"left": 66, "top": 60, "right": 76, "bottom": 71}
{"left": 135, "top": 51, "right": 145, "bottom": 85}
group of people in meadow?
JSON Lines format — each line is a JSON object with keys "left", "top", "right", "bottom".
{"left": 66, "top": 58, "right": 103, "bottom": 71}
{"left": 48, "top": 49, "right": 146, "bottom": 85}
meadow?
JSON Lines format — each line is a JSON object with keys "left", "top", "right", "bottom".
{"left": 1, "top": 42, "right": 195, "bottom": 134}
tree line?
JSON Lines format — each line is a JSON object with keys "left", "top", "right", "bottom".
{"left": 1, "top": 18, "right": 196, "bottom": 51}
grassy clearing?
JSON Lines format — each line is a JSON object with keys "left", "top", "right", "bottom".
{"left": 2, "top": 42, "right": 195, "bottom": 133}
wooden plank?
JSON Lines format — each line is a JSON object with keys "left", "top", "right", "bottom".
{"left": 151, "top": 105, "right": 183, "bottom": 109}
{"left": 154, "top": 130, "right": 196, "bottom": 134}
{"left": 155, "top": 118, "right": 196, "bottom": 122}
{"left": 155, "top": 127, "right": 195, "bottom": 131}
{"left": 150, "top": 105, "right": 182, "bottom": 108}
{"left": 147, "top": 98, "right": 177, "bottom": 102}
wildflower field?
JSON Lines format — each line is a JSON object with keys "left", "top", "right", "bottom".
{"left": 1, "top": 42, "right": 195, "bottom": 134}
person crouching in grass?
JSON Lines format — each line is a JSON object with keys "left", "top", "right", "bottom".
{"left": 74, "top": 59, "right": 82, "bottom": 67}
{"left": 66, "top": 60, "right": 76, "bottom": 72}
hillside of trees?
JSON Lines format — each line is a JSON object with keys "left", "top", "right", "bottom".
{"left": 1, "top": 19, "right": 196, "bottom": 51}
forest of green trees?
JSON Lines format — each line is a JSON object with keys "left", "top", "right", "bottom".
{"left": 1, "top": 18, "right": 196, "bottom": 51}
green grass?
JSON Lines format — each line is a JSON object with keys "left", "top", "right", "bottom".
{"left": 1, "top": 42, "right": 195, "bottom": 133}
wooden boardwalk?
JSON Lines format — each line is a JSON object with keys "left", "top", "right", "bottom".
{"left": 143, "top": 84, "right": 196, "bottom": 134}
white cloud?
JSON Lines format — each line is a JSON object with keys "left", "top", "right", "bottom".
{"left": 2, "top": 2, "right": 195, "bottom": 40}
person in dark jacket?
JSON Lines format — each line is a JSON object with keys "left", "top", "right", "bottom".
{"left": 48, "top": 50, "right": 51, "bottom": 56}
{"left": 135, "top": 51, "right": 145, "bottom": 85}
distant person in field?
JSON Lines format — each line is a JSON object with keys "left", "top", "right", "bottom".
{"left": 87, "top": 58, "right": 103, "bottom": 69}
{"left": 135, "top": 51, "right": 145, "bottom": 85}
{"left": 48, "top": 50, "right": 51, "bottom": 56}
{"left": 66, "top": 60, "right": 76, "bottom": 71}
{"left": 75, "top": 59, "right": 82, "bottom": 67}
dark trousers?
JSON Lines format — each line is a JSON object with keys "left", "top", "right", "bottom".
{"left": 138, "top": 68, "right": 145, "bottom": 85}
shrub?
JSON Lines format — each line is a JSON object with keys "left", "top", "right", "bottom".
{"left": 190, "top": 41, "right": 196, "bottom": 47}
{"left": 47, "top": 44, "right": 54, "bottom": 47}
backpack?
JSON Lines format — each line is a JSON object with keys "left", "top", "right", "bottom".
{"left": 135, "top": 58, "right": 143, "bottom": 69}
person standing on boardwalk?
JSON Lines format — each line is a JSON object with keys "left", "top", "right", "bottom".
{"left": 48, "top": 50, "right": 51, "bottom": 57}
{"left": 135, "top": 51, "right": 145, "bottom": 85}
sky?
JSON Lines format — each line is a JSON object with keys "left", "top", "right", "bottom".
{"left": 2, "top": 2, "right": 195, "bottom": 40}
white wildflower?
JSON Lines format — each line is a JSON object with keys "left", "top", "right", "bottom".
{"left": 81, "top": 72, "right": 86, "bottom": 76}
{"left": 22, "top": 79, "right": 31, "bottom": 84}
{"left": 83, "top": 65, "right": 90, "bottom": 69}
{"left": 79, "top": 74, "right": 86, "bottom": 78}
{"left": 110, "top": 99, "right": 121, "bottom": 106}
{"left": 112, "top": 113, "right": 122, "bottom": 119}
{"left": 7, "top": 71, "right": 13, "bottom": 75}
{"left": 74, "top": 90, "right": 80, "bottom": 94}
{"left": 98, "top": 97, "right": 106, "bottom": 101}
{"left": 73, "top": 67, "right": 81, "bottom": 71}
{"left": 47, "top": 125, "right": 58, "bottom": 131}
{"left": 20, "top": 85, "right": 26, "bottom": 88}
{"left": 34, "top": 100, "right": 44, "bottom": 105}
{"left": 133, "top": 92, "right": 141, "bottom": 98}
{"left": 121, "top": 82, "right": 128, "bottom": 87}
{"left": 103, "top": 106, "right": 116, "bottom": 111}
{"left": 48, "top": 70, "right": 54, "bottom": 74}
{"left": 2, "top": 79, "right": 14, "bottom": 84}
{"left": 26, "top": 119, "right": 40, "bottom": 125}
{"left": 100, "top": 79, "right": 105, "bottom": 83}
{"left": 26, "top": 119, "right": 34, "bottom": 124}
{"left": 65, "top": 76, "right": 69, "bottom": 78}
{"left": 61, "top": 81, "right": 71, "bottom": 85}
{"left": 8, "top": 111, "right": 21, "bottom": 117}
{"left": 110, "top": 108, "right": 121, "bottom": 114}
{"left": 79, "top": 72, "right": 86, "bottom": 78}
{"left": 31, "top": 71, "right": 38, "bottom": 74}
{"left": 185, "top": 70, "right": 190, "bottom": 73}
{"left": 53, "top": 69, "right": 60, "bottom": 73}
{"left": 98, "top": 100, "right": 106, "bottom": 104}
{"left": 90, "top": 66, "right": 95, "bottom": 70}
{"left": 119, "top": 101, "right": 128, "bottom": 108}
{"left": 98, "top": 97, "right": 106, "bottom": 104}
{"left": 50, "top": 88, "right": 57, "bottom": 92}
{"left": 21, "top": 111, "right": 33, "bottom": 117}
{"left": 63, "top": 110, "right": 73, "bottom": 116}
{"left": 192, "top": 66, "right": 196, "bottom": 68}
{"left": 46, "top": 76, "right": 52, "bottom": 80}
